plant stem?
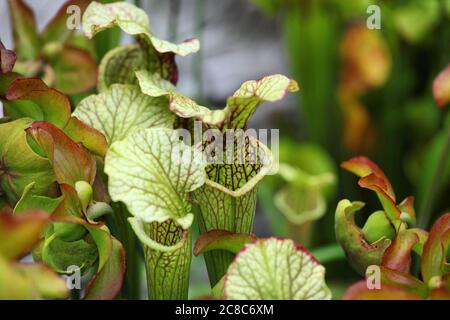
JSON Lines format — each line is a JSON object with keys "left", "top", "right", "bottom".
{"left": 194, "top": 186, "right": 257, "bottom": 286}
{"left": 418, "top": 125, "right": 450, "bottom": 229}
{"left": 109, "top": 203, "right": 141, "bottom": 299}
{"left": 311, "top": 244, "right": 345, "bottom": 264}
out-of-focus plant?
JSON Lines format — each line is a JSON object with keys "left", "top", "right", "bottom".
{"left": 336, "top": 156, "right": 450, "bottom": 299}
{"left": 259, "top": 140, "right": 336, "bottom": 247}
{"left": 417, "top": 64, "right": 450, "bottom": 223}
{"left": 0, "top": 210, "right": 68, "bottom": 300}
{"left": 338, "top": 23, "right": 391, "bottom": 153}
{"left": 252, "top": 1, "right": 450, "bottom": 288}
{"left": 7, "top": 0, "right": 97, "bottom": 97}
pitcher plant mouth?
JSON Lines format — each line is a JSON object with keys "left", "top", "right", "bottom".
{"left": 128, "top": 217, "right": 189, "bottom": 252}
{"left": 202, "top": 136, "right": 274, "bottom": 197}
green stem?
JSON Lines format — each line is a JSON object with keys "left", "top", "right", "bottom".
{"left": 418, "top": 124, "right": 450, "bottom": 228}
{"left": 311, "top": 244, "right": 345, "bottom": 264}
{"left": 108, "top": 203, "right": 141, "bottom": 299}
{"left": 194, "top": 186, "right": 257, "bottom": 286}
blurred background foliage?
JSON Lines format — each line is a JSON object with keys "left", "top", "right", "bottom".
{"left": 1, "top": 0, "right": 449, "bottom": 299}
{"left": 251, "top": 0, "right": 450, "bottom": 298}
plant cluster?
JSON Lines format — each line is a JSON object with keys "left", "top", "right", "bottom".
{"left": 0, "top": 0, "right": 449, "bottom": 300}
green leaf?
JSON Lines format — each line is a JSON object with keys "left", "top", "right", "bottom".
{"left": 0, "top": 255, "right": 68, "bottom": 300}
{"left": 1, "top": 77, "right": 105, "bottom": 157}
{"left": 63, "top": 116, "right": 108, "bottom": 157}
{"left": 8, "top": 0, "right": 41, "bottom": 61}
{"left": 341, "top": 156, "right": 401, "bottom": 227}
{"left": 194, "top": 230, "right": 257, "bottom": 256}
{"left": 84, "top": 227, "right": 125, "bottom": 300}
{"left": 136, "top": 70, "right": 225, "bottom": 125}
{"left": 83, "top": 1, "right": 150, "bottom": 37}
{"left": 381, "top": 229, "right": 419, "bottom": 273}
{"left": 224, "top": 238, "right": 331, "bottom": 300}
{"left": 335, "top": 199, "right": 392, "bottom": 275}
{"left": 82, "top": 1, "right": 198, "bottom": 90}
{"left": 4, "top": 78, "right": 71, "bottom": 128}
{"left": 0, "top": 211, "right": 49, "bottom": 260}
{"left": 379, "top": 266, "right": 428, "bottom": 298}
{"left": 105, "top": 127, "right": 206, "bottom": 228}
{"left": 14, "top": 182, "right": 63, "bottom": 214}
{"left": 26, "top": 121, "right": 96, "bottom": 187}
{"left": 52, "top": 183, "right": 89, "bottom": 224}
{"left": 0, "top": 118, "right": 54, "bottom": 204}
{"left": 0, "top": 255, "right": 39, "bottom": 299}
{"left": 421, "top": 213, "right": 450, "bottom": 285}
{"left": 42, "top": 234, "right": 98, "bottom": 275}
{"left": 15, "top": 263, "right": 69, "bottom": 299}
{"left": 362, "top": 211, "right": 395, "bottom": 244}
{"left": 82, "top": 2, "right": 199, "bottom": 56}
{"left": 341, "top": 156, "right": 396, "bottom": 200}
{"left": 137, "top": 71, "right": 299, "bottom": 129}
{"left": 74, "top": 84, "right": 175, "bottom": 144}
{"left": 223, "top": 74, "right": 299, "bottom": 129}
{"left": 47, "top": 45, "right": 97, "bottom": 95}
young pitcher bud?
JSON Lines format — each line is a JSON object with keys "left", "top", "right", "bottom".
{"left": 54, "top": 223, "right": 87, "bottom": 242}
{"left": 75, "top": 181, "right": 93, "bottom": 211}
{"left": 362, "top": 210, "right": 395, "bottom": 244}
{"left": 87, "top": 202, "right": 113, "bottom": 220}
